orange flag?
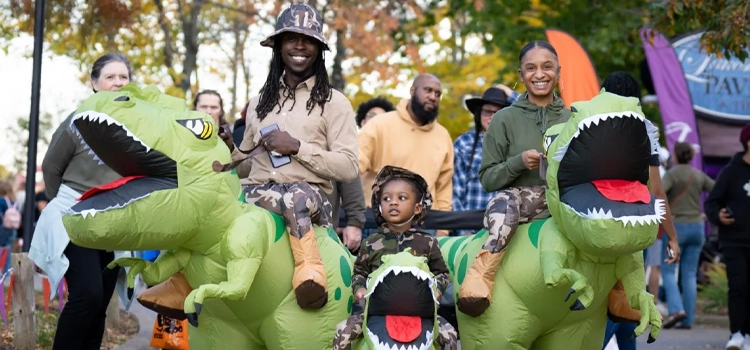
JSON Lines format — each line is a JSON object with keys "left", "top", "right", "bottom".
{"left": 545, "top": 29, "right": 600, "bottom": 108}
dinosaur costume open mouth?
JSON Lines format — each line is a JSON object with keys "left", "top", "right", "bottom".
{"left": 365, "top": 266, "right": 437, "bottom": 350}
{"left": 67, "top": 111, "right": 178, "bottom": 216}
{"left": 553, "top": 112, "right": 665, "bottom": 226}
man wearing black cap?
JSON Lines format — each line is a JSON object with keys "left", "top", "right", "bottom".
{"left": 453, "top": 87, "right": 514, "bottom": 216}
{"left": 705, "top": 123, "right": 750, "bottom": 349}
{"left": 221, "top": 4, "right": 359, "bottom": 310}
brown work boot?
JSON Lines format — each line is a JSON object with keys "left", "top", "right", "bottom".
{"left": 457, "top": 250, "right": 504, "bottom": 317}
{"left": 290, "top": 231, "right": 328, "bottom": 309}
{"left": 607, "top": 279, "right": 641, "bottom": 323}
{"left": 137, "top": 272, "right": 193, "bottom": 320}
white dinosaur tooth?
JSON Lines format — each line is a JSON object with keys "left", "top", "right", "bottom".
{"left": 98, "top": 160, "right": 105, "bottom": 165}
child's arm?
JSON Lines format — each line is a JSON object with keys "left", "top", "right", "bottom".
{"left": 428, "top": 237, "right": 451, "bottom": 297}
{"left": 351, "top": 239, "right": 372, "bottom": 294}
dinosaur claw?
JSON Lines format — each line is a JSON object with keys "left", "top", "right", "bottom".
{"left": 565, "top": 288, "right": 575, "bottom": 302}
{"left": 127, "top": 287, "right": 134, "bottom": 300}
{"left": 569, "top": 299, "right": 585, "bottom": 311}
{"left": 186, "top": 313, "right": 199, "bottom": 328}
{"left": 647, "top": 335, "right": 656, "bottom": 343}
{"left": 194, "top": 302, "right": 202, "bottom": 316}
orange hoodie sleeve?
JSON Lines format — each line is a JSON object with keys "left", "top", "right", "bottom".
{"left": 434, "top": 133, "right": 454, "bottom": 211}
{"left": 358, "top": 120, "right": 378, "bottom": 175}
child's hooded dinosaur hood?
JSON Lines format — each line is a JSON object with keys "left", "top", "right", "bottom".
{"left": 371, "top": 166, "right": 433, "bottom": 227}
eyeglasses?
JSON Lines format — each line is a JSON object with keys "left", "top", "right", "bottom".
{"left": 481, "top": 108, "right": 499, "bottom": 117}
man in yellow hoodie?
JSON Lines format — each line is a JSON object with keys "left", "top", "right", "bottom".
{"left": 358, "top": 74, "right": 454, "bottom": 236}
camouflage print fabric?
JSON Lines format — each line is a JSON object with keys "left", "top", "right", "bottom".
{"left": 351, "top": 227, "right": 449, "bottom": 296}
{"left": 332, "top": 312, "right": 364, "bottom": 350}
{"left": 436, "top": 315, "right": 459, "bottom": 350}
{"left": 332, "top": 313, "right": 458, "bottom": 350}
{"left": 260, "top": 4, "right": 329, "bottom": 49}
{"left": 243, "top": 181, "right": 333, "bottom": 239}
{"left": 370, "top": 165, "right": 433, "bottom": 227}
{"left": 482, "top": 186, "right": 548, "bottom": 254}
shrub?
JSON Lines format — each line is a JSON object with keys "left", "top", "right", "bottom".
{"left": 698, "top": 262, "right": 728, "bottom": 314}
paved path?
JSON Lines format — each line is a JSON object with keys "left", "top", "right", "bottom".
{"left": 603, "top": 326, "right": 730, "bottom": 350}
{"left": 113, "top": 284, "right": 158, "bottom": 350}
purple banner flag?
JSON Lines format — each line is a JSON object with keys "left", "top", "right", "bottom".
{"left": 640, "top": 29, "right": 703, "bottom": 170}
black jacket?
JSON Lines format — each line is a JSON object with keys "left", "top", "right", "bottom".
{"left": 705, "top": 152, "right": 750, "bottom": 247}
{"left": 232, "top": 118, "right": 246, "bottom": 147}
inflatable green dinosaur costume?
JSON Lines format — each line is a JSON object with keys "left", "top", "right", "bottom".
{"left": 348, "top": 250, "right": 441, "bottom": 350}
{"left": 438, "top": 91, "right": 664, "bottom": 349}
{"left": 61, "top": 85, "right": 354, "bottom": 349}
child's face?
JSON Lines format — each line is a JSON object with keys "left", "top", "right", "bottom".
{"left": 380, "top": 179, "right": 422, "bottom": 225}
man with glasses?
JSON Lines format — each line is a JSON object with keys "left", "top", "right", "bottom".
{"left": 452, "top": 87, "right": 515, "bottom": 234}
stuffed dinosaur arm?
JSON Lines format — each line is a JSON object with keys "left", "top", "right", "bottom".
{"left": 539, "top": 222, "right": 594, "bottom": 309}
{"left": 182, "top": 211, "right": 269, "bottom": 326}
{"left": 108, "top": 248, "right": 192, "bottom": 290}
{"left": 616, "top": 252, "right": 661, "bottom": 343}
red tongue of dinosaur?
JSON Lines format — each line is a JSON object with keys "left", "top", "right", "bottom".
{"left": 385, "top": 315, "right": 422, "bottom": 343}
{"left": 78, "top": 176, "right": 146, "bottom": 201}
{"left": 591, "top": 179, "right": 651, "bottom": 204}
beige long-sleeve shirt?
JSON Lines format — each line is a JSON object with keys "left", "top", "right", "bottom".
{"left": 358, "top": 99, "right": 454, "bottom": 210}
{"left": 232, "top": 76, "right": 359, "bottom": 194}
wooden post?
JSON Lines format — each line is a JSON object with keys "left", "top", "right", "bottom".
{"left": 106, "top": 291, "right": 120, "bottom": 328}
{"left": 12, "top": 253, "right": 36, "bottom": 350}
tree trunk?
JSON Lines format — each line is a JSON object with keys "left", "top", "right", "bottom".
{"left": 106, "top": 291, "right": 120, "bottom": 328}
{"left": 331, "top": 29, "right": 346, "bottom": 92}
{"left": 228, "top": 19, "right": 242, "bottom": 123}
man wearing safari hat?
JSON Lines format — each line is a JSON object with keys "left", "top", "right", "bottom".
{"left": 221, "top": 3, "right": 359, "bottom": 310}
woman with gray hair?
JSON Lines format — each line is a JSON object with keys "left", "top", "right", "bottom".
{"left": 31, "top": 53, "right": 134, "bottom": 350}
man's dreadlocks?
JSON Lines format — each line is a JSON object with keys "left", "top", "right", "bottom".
{"left": 255, "top": 41, "right": 333, "bottom": 121}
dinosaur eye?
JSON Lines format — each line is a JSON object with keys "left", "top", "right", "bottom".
{"left": 114, "top": 96, "right": 130, "bottom": 102}
{"left": 570, "top": 106, "right": 578, "bottom": 113}
{"left": 176, "top": 119, "right": 213, "bottom": 140}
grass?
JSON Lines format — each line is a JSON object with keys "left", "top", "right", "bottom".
{"left": 698, "top": 262, "right": 729, "bottom": 315}
{"left": 0, "top": 291, "right": 139, "bottom": 349}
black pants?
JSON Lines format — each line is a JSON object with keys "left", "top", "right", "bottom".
{"left": 53, "top": 242, "right": 120, "bottom": 350}
{"left": 723, "top": 246, "right": 750, "bottom": 335}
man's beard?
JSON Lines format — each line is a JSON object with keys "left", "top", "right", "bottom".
{"left": 410, "top": 95, "right": 439, "bottom": 125}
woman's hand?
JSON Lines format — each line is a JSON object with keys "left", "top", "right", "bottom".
{"left": 521, "top": 149, "right": 542, "bottom": 170}
{"left": 664, "top": 239, "right": 681, "bottom": 264}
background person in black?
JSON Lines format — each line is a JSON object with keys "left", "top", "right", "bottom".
{"left": 705, "top": 123, "right": 750, "bottom": 350}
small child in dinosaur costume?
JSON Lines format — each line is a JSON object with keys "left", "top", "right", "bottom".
{"left": 333, "top": 166, "right": 458, "bottom": 350}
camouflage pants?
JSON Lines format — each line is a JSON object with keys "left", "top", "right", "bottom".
{"left": 243, "top": 182, "right": 333, "bottom": 239}
{"left": 482, "top": 186, "right": 549, "bottom": 254}
{"left": 333, "top": 312, "right": 458, "bottom": 350}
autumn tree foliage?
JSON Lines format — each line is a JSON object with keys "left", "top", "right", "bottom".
{"left": 649, "top": 0, "right": 750, "bottom": 61}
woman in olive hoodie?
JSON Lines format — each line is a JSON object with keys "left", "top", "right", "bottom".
{"left": 457, "top": 40, "right": 571, "bottom": 316}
